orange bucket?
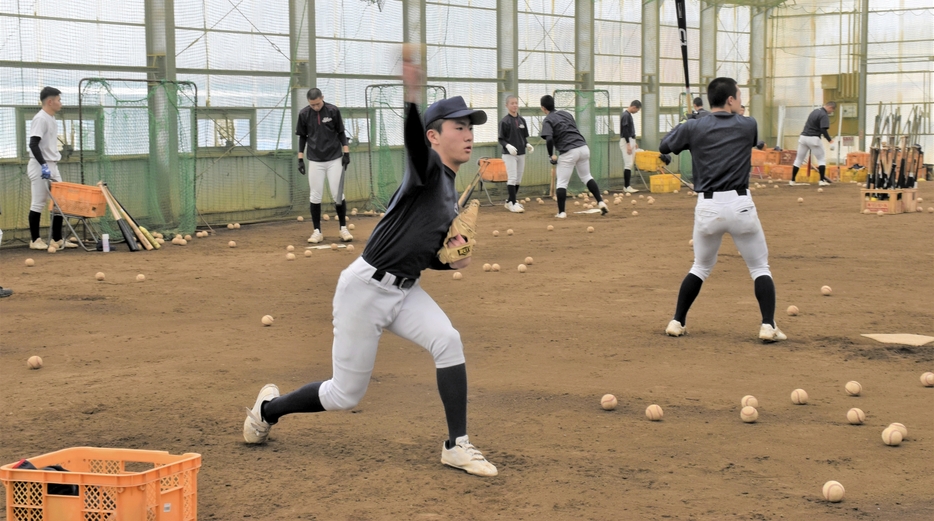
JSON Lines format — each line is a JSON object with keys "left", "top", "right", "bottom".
{"left": 477, "top": 158, "right": 508, "bottom": 182}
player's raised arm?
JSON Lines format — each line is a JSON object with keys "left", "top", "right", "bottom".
{"left": 402, "top": 44, "right": 430, "bottom": 182}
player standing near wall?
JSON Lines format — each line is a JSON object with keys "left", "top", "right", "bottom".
{"left": 499, "top": 95, "right": 533, "bottom": 213}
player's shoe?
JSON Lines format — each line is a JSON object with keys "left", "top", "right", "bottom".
{"left": 339, "top": 226, "right": 353, "bottom": 242}
{"left": 788, "top": 181, "right": 796, "bottom": 186}
{"left": 665, "top": 319, "right": 687, "bottom": 337}
{"left": 554, "top": 212, "right": 567, "bottom": 219}
{"left": 509, "top": 202, "right": 525, "bottom": 213}
{"left": 29, "top": 238, "right": 49, "bottom": 250}
{"left": 758, "top": 324, "right": 787, "bottom": 343}
{"left": 0, "top": 287, "right": 12, "bottom": 298}
{"left": 243, "top": 383, "right": 280, "bottom": 444}
{"left": 50, "top": 239, "right": 78, "bottom": 249}
{"left": 624, "top": 186, "right": 639, "bottom": 194}
{"left": 441, "top": 435, "right": 498, "bottom": 477}
{"left": 818, "top": 179, "right": 832, "bottom": 186}
{"left": 307, "top": 229, "right": 324, "bottom": 244}
{"left": 598, "top": 201, "right": 609, "bottom": 215}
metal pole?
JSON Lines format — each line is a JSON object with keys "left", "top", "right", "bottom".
{"left": 857, "top": 0, "right": 869, "bottom": 151}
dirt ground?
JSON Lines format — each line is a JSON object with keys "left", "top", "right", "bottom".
{"left": 1, "top": 180, "right": 933, "bottom": 520}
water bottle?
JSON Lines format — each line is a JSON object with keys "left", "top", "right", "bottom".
{"left": 102, "top": 234, "right": 110, "bottom": 252}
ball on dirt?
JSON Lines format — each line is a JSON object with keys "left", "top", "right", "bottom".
{"left": 27, "top": 356, "right": 43, "bottom": 369}
{"left": 136, "top": 274, "right": 145, "bottom": 282}
{"left": 25, "top": 258, "right": 35, "bottom": 267}
{"left": 645, "top": 404, "right": 663, "bottom": 421}
{"left": 821, "top": 285, "right": 832, "bottom": 296}
{"left": 262, "top": 315, "right": 274, "bottom": 326}
{"left": 787, "top": 305, "right": 798, "bottom": 316}
{"left": 453, "top": 272, "right": 462, "bottom": 280}
{"left": 791, "top": 388, "right": 808, "bottom": 405}
{"left": 601, "top": 394, "right": 617, "bottom": 410}
{"left": 845, "top": 381, "right": 861, "bottom": 396}
{"left": 740, "top": 406, "right": 758, "bottom": 423}
{"left": 846, "top": 408, "right": 865, "bottom": 425}
{"left": 822, "top": 481, "right": 845, "bottom": 502}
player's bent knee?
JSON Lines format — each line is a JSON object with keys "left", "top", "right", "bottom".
{"left": 430, "top": 329, "right": 465, "bottom": 368}
{"left": 689, "top": 266, "right": 712, "bottom": 281}
{"left": 749, "top": 267, "right": 772, "bottom": 280}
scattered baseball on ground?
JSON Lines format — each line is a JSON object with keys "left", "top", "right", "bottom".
{"left": 845, "top": 381, "right": 862, "bottom": 396}
{"left": 787, "top": 305, "right": 799, "bottom": 316}
{"left": 347, "top": 245, "right": 355, "bottom": 252}
{"left": 452, "top": 272, "right": 462, "bottom": 280}
{"left": 261, "top": 315, "right": 274, "bottom": 326}
{"left": 232, "top": 223, "right": 239, "bottom": 229}
{"left": 602, "top": 190, "right": 608, "bottom": 195}
{"left": 525, "top": 256, "right": 533, "bottom": 265}
{"left": 918, "top": 197, "right": 924, "bottom": 202}
{"left": 228, "top": 241, "right": 236, "bottom": 248}
{"left": 862, "top": 209, "right": 871, "bottom": 214}
{"left": 632, "top": 211, "right": 638, "bottom": 216}
{"left": 538, "top": 199, "right": 544, "bottom": 204}
{"left": 517, "top": 264, "right": 527, "bottom": 273}
{"left": 639, "top": 194, "right": 644, "bottom": 199}
{"left": 574, "top": 201, "right": 580, "bottom": 206}
{"left": 547, "top": 225, "right": 554, "bottom": 231}
{"left": 791, "top": 388, "right": 809, "bottom": 404}
{"left": 626, "top": 192, "right": 631, "bottom": 197}
{"left": 877, "top": 210, "right": 884, "bottom": 217}
{"left": 797, "top": 197, "right": 804, "bottom": 203}
{"left": 136, "top": 274, "right": 145, "bottom": 282}
{"left": 507, "top": 229, "right": 514, "bottom": 236}
{"left": 881, "top": 426, "right": 902, "bottom": 446}
{"left": 304, "top": 250, "right": 312, "bottom": 257}
{"left": 647, "top": 199, "right": 654, "bottom": 205}
{"left": 822, "top": 481, "right": 845, "bottom": 502}
{"left": 921, "top": 372, "right": 934, "bottom": 387}
{"left": 740, "top": 406, "right": 758, "bottom": 423}
{"left": 286, "top": 253, "right": 296, "bottom": 260}
{"left": 774, "top": 185, "right": 779, "bottom": 189}
{"left": 156, "top": 238, "right": 164, "bottom": 244}
{"left": 27, "top": 356, "right": 43, "bottom": 369}
{"left": 741, "top": 395, "right": 758, "bottom": 408}
{"left": 847, "top": 408, "right": 865, "bottom": 425}
{"left": 821, "top": 285, "right": 832, "bottom": 296}
{"left": 673, "top": 190, "right": 679, "bottom": 194}
{"left": 348, "top": 224, "right": 355, "bottom": 230}
{"left": 688, "top": 239, "right": 693, "bottom": 246}
{"left": 286, "top": 245, "right": 295, "bottom": 252}
{"left": 587, "top": 226, "right": 594, "bottom": 233}
{"left": 645, "top": 404, "right": 663, "bottom": 421}
{"left": 601, "top": 394, "right": 617, "bottom": 411}
{"left": 888, "top": 422, "right": 907, "bottom": 439}
{"left": 631, "top": 199, "right": 637, "bottom": 205}
{"left": 928, "top": 207, "right": 934, "bottom": 213}
{"left": 917, "top": 206, "right": 924, "bottom": 212}
{"left": 227, "top": 223, "right": 234, "bottom": 229}
{"left": 184, "top": 234, "right": 192, "bottom": 241}
{"left": 297, "top": 215, "right": 304, "bottom": 221}
{"left": 493, "top": 230, "right": 500, "bottom": 237}
{"left": 47, "top": 246, "right": 56, "bottom": 253}
{"left": 482, "top": 263, "right": 492, "bottom": 272}
{"left": 25, "top": 258, "right": 35, "bottom": 267}
{"left": 330, "top": 243, "right": 338, "bottom": 250}
{"left": 818, "top": 188, "right": 823, "bottom": 193}
{"left": 323, "top": 214, "right": 330, "bottom": 221}
{"left": 491, "top": 263, "right": 501, "bottom": 272}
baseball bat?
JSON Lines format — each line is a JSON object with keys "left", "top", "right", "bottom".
{"left": 139, "top": 226, "right": 160, "bottom": 249}
{"left": 98, "top": 182, "right": 139, "bottom": 251}
{"left": 549, "top": 165, "right": 556, "bottom": 198}
{"left": 458, "top": 172, "right": 483, "bottom": 209}
{"left": 101, "top": 184, "right": 153, "bottom": 250}
{"left": 675, "top": 0, "right": 691, "bottom": 102}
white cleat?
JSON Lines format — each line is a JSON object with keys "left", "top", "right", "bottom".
{"left": 243, "top": 383, "right": 280, "bottom": 444}
{"left": 788, "top": 181, "right": 796, "bottom": 186}
{"left": 30, "top": 238, "right": 49, "bottom": 250}
{"left": 307, "top": 229, "right": 324, "bottom": 244}
{"left": 624, "top": 186, "right": 639, "bottom": 194}
{"left": 441, "top": 435, "right": 498, "bottom": 477}
{"left": 509, "top": 202, "right": 525, "bottom": 213}
{"left": 598, "top": 200, "right": 608, "bottom": 215}
{"left": 339, "top": 226, "right": 353, "bottom": 242}
{"left": 50, "top": 239, "right": 77, "bottom": 249}
{"left": 666, "top": 319, "right": 687, "bottom": 337}
{"left": 818, "top": 179, "right": 831, "bottom": 186}
{"left": 554, "top": 212, "right": 567, "bottom": 219}
{"left": 759, "top": 324, "right": 787, "bottom": 343}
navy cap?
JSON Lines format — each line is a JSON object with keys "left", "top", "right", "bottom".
{"left": 424, "top": 96, "right": 487, "bottom": 127}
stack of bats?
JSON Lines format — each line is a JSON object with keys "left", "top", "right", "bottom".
{"left": 867, "top": 103, "right": 925, "bottom": 200}
{"left": 96, "top": 181, "right": 159, "bottom": 252}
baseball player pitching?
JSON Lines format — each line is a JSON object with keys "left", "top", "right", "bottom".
{"left": 659, "top": 77, "right": 786, "bottom": 343}
{"left": 26, "top": 87, "right": 75, "bottom": 250}
{"left": 540, "top": 95, "right": 608, "bottom": 218}
{"left": 296, "top": 88, "right": 354, "bottom": 244}
{"left": 244, "top": 49, "right": 497, "bottom": 477}
{"left": 619, "top": 99, "right": 642, "bottom": 193}
{"left": 499, "top": 95, "right": 533, "bottom": 212}
{"left": 790, "top": 101, "right": 836, "bottom": 186}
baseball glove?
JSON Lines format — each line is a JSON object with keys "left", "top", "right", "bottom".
{"left": 438, "top": 199, "right": 480, "bottom": 264}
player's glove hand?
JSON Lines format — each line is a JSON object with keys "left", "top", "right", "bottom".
{"left": 526, "top": 143, "right": 534, "bottom": 154}
{"left": 342, "top": 152, "right": 351, "bottom": 167}
{"left": 659, "top": 153, "right": 672, "bottom": 165}
{"left": 438, "top": 199, "right": 479, "bottom": 265}
{"left": 549, "top": 155, "right": 558, "bottom": 165}
{"left": 505, "top": 144, "right": 518, "bottom": 156}
{"left": 756, "top": 141, "right": 766, "bottom": 150}
{"left": 297, "top": 158, "right": 306, "bottom": 175}
{"left": 40, "top": 164, "right": 51, "bottom": 180}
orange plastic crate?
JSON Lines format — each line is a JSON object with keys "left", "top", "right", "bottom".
{"left": 650, "top": 173, "right": 682, "bottom": 193}
{"left": 477, "top": 158, "right": 507, "bottom": 182}
{"left": 750, "top": 149, "right": 767, "bottom": 167}
{"left": 50, "top": 183, "right": 107, "bottom": 218}
{"left": 779, "top": 150, "right": 797, "bottom": 165}
{"left": 769, "top": 165, "right": 792, "bottom": 180}
{"left": 765, "top": 149, "right": 781, "bottom": 165}
{"left": 1, "top": 447, "right": 200, "bottom": 521}
{"left": 846, "top": 151, "right": 870, "bottom": 168}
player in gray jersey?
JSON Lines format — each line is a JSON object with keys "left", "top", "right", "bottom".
{"left": 791, "top": 102, "right": 836, "bottom": 186}
{"left": 243, "top": 48, "right": 497, "bottom": 477}
{"left": 659, "top": 77, "right": 786, "bottom": 343}
{"left": 498, "top": 95, "right": 534, "bottom": 212}
{"left": 26, "top": 87, "right": 75, "bottom": 251}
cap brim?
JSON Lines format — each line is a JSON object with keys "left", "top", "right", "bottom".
{"left": 444, "top": 108, "right": 487, "bottom": 126}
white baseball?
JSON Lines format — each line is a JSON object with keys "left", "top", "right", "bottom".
{"left": 287, "top": 245, "right": 295, "bottom": 252}
{"left": 798, "top": 197, "right": 804, "bottom": 203}
{"left": 304, "top": 250, "right": 312, "bottom": 257}
{"left": 740, "top": 406, "right": 758, "bottom": 423}
{"left": 517, "top": 264, "right": 527, "bottom": 273}
{"left": 482, "top": 263, "right": 492, "bottom": 272}
{"left": 888, "top": 422, "right": 907, "bottom": 439}
{"left": 286, "top": 253, "right": 296, "bottom": 260}
{"left": 348, "top": 224, "right": 355, "bottom": 230}
{"left": 493, "top": 230, "right": 500, "bottom": 237}
{"left": 452, "top": 272, "right": 462, "bottom": 280}
{"left": 95, "top": 272, "right": 105, "bottom": 281}
{"left": 136, "top": 274, "right": 146, "bottom": 282}
{"left": 845, "top": 381, "right": 861, "bottom": 396}
{"left": 228, "top": 241, "right": 236, "bottom": 248}
{"left": 25, "top": 258, "right": 35, "bottom": 267}
{"left": 787, "top": 305, "right": 799, "bottom": 316}
{"left": 741, "top": 395, "right": 758, "bottom": 408}
{"left": 347, "top": 244, "right": 355, "bottom": 252}
{"left": 846, "top": 408, "right": 865, "bottom": 425}
{"left": 601, "top": 394, "right": 617, "bottom": 410}
{"left": 821, "top": 285, "right": 832, "bottom": 296}
{"left": 297, "top": 215, "right": 304, "bottom": 221}
{"left": 587, "top": 226, "right": 594, "bottom": 233}
{"left": 645, "top": 404, "right": 663, "bottom": 421}
{"left": 507, "top": 229, "right": 514, "bottom": 236}
{"left": 491, "top": 263, "right": 500, "bottom": 272}
{"left": 822, "top": 481, "right": 845, "bottom": 502}
{"left": 881, "top": 426, "right": 902, "bottom": 446}
{"left": 632, "top": 211, "right": 638, "bottom": 216}
{"left": 525, "top": 257, "right": 533, "bottom": 265}
{"left": 921, "top": 372, "right": 934, "bottom": 387}
{"left": 547, "top": 225, "right": 554, "bottom": 231}
{"left": 261, "top": 315, "right": 274, "bottom": 326}
{"left": 877, "top": 210, "right": 884, "bottom": 216}
{"left": 791, "top": 388, "right": 808, "bottom": 405}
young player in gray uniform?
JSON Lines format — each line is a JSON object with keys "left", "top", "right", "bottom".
{"left": 499, "top": 95, "right": 533, "bottom": 213}
{"left": 791, "top": 101, "right": 835, "bottom": 186}
{"left": 687, "top": 97, "right": 710, "bottom": 120}
{"left": 296, "top": 88, "right": 353, "bottom": 244}
{"left": 243, "top": 52, "right": 498, "bottom": 477}
{"left": 540, "top": 95, "right": 608, "bottom": 218}
{"left": 659, "top": 77, "right": 786, "bottom": 343}
{"left": 619, "top": 100, "right": 642, "bottom": 193}
{"left": 26, "top": 87, "right": 75, "bottom": 251}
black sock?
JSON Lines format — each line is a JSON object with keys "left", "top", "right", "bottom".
{"left": 310, "top": 203, "right": 321, "bottom": 231}
{"left": 436, "top": 364, "right": 468, "bottom": 448}
{"left": 791, "top": 165, "right": 799, "bottom": 182}
{"left": 673, "top": 273, "right": 704, "bottom": 326}
{"left": 515, "top": 184, "right": 521, "bottom": 201}
{"left": 28, "top": 211, "right": 41, "bottom": 241}
{"left": 556, "top": 188, "right": 567, "bottom": 214}
{"left": 624, "top": 169, "right": 632, "bottom": 188}
{"left": 586, "top": 179, "right": 603, "bottom": 202}
{"left": 507, "top": 184, "right": 517, "bottom": 204}
{"left": 818, "top": 165, "right": 826, "bottom": 181}
{"left": 754, "top": 275, "right": 777, "bottom": 327}
{"left": 261, "top": 382, "right": 324, "bottom": 425}
{"left": 335, "top": 200, "right": 347, "bottom": 227}
{"left": 52, "top": 215, "right": 63, "bottom": 242}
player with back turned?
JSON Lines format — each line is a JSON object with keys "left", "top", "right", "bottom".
{"left": 790, "top": 101, "right": 836, "bottom": 186}
{"left": 659, "top": 77, "right": 786, "bottom": 343}
{"left": 243, "top": 47, "right": 498, "bottom": 477}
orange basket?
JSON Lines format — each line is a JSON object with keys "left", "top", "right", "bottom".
{"left": 1, "top": 447, "right": 200, "bottom": 521}
{"left": 477, "top": 158, "right": 507, "bottom": 182}
{"left": 49, "top": 182, "right": 107, "bottom": 218}
{"left": 750, "top": 149, "right": 767, "bottom": 167}
{"left": 846, "top": 151, "right": 870, "bottom": 168}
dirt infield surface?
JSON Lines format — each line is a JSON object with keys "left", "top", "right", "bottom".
{"left": 2, "top": 181, "right": 932, "bottom": 520}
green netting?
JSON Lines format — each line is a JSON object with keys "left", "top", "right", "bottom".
{"left": 78, "top": 79, "right": 197, "bottom": 238}
{"left": 553, "top": 89, "right": 614, "bottom": 191}
{"left": 364, "top": 84, "right": 447, "bottom": 210}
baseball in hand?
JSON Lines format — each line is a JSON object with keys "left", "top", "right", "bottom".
{"left": 304, "top": 250, "right": 312, "bottom": 257}
{"left": 791, "top": 388, "right": 809, "bottom": 404}
{"left": 587, "top": 226, "right": 594, "bottom": 233}
{"left": 25, "top": 258, "right": 35, "bottom": 267}
{"left": 881, "top": 426, "right": 902, "bottom": 446}
{"left": 286, "top": 253, "right": 296, "bottom": 260}
{"left": 491, "top": 263, "right": 501, "bottom": 272}
{"left": 821, "top": 285, "right": 832, "bottom": 296}
{"left": 921, "top": 372, "right": 934, "bottom": 387}
{"left": 741, "top": 395, "right": 758, "bottom": 408}
{"left": 453, "top": 272, "right": 462, "bottom": 280}
{"left": 287, "top": 245, "right": 295, "bottom": 252}
{"left": 787, "top": 305, "right": 799, "bottom": 316}
{"left": 136, "top": 274, "right": 145, "bottom": 282}
{"left": 482, "top": 263, "right": 492, "bottom": 272}
{"left": 261, "top": 315, "right": 274, "bottom": 326}
{"left": 645, "top": 404, "right": 663, "bottom": 421}
{"left": 601, "top": 394, "right": 617, "bottom": 410}
{"left": 27, "top": 356, "right": 43, "bottom": 369}
{"left": 740, "top": 406, "right": 758, "bottom": 423}
{"left": 95, "top": 272, "right": 105, "bottom": 281}
{"left": 517, "top": 264, "right": 527, "bottom": 273}
{"left": 888, "top": 422, "right": 907, "bottom": 439}
{"left": 525, "top": 257, "right": 533, "bottom": 265}
{"left": 845, "top": 381, "right": 861, "bottom": 396}
{"left": 493, "top": 230, "right": 500, "bottom": 237}
{"left": 846, "top": 408, "right": 865, "bottom": 425}
{"left": 822, "top": 481, "right": 845, "bottom": 502}
{"left": 229, "top": 241, "right": 236, "bottom": 248}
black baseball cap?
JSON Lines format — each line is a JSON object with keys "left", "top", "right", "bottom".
{"left": 424, "top": 96, "right": 487, "bottom": 127}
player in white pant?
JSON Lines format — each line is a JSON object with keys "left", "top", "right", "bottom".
{"left": 659, "top": 77, "right": 786, "bottom": 343}
{"left": 791, "top": 102, "right": 836, "bottom": 186}
{"left": 619, "top": 100, "right": 641, "bottom": 193}
{"left": 498, "top": 95, "right": 533, "bottom": 212}
{"left": 243, "top": 51, "right": 497, "bottom": 477}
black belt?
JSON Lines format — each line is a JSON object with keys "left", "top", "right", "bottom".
{"left": 372, "top": 269, "right": 417, "bottom": 289}
{"left": 703, "top": 187, "right": 747, "bottom": 199}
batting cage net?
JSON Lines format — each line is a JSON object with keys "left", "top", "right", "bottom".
{"left": 553, "top": 89, "right": 616, "bottom": 192}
